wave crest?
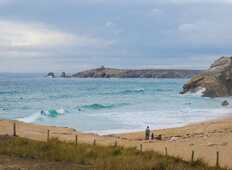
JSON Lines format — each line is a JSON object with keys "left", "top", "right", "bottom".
{"left": 17, "top": 108, "right": 66, "bottom": 123}
{"left": 102, "top": 88, "right": 144, "bottom": 95}
{"left": 81, "top": 103, "right": 128, "bottom": 110}
{"left": 122, "top": 88, "right": 144, "bottom": 94}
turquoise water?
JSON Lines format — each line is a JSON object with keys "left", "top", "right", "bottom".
{"left": 0, "top": 73, "right": 231, "bottom": 134}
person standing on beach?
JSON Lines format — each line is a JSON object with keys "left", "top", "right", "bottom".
{"left": 145, "top": 126, "right": 150, "bottom": 140}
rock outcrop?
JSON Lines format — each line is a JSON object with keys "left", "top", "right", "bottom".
{"left": 60, "top": 72, "right": 66, "bottom": 78}
{"left": 181, "top": 56, "right": 232, "bottom": 97}
{"left": 72, "top": 67, "right": 201, "bottom": 79}
{"left": 47, "top": 72, "right": 55, "bottom": 78}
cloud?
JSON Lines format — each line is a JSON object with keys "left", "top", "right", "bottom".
{"left": 168, "top": 0, "right": 232, "bottom": 4}
{"left": 0, "top": 0, "right": 12, "bottom": 6}
{"left": 0, "top": 0, "right": 231, "bottom": 72}
{"left": 177, "top": 20, "right": 232, "bottom": 46}
{"left": 148, "top": 8, "right": 163, "bottom": 16}
{"left": 151, "top": 8, "right": 161, "bottom": 13}
{"left": 0, "top": 20, "right": 75, "bottom": 49}
{"left": 0, "top": 20, "right": 112, "bottom": 51}
{"left": 105, "top": 21, "right": 114, "bottom": 27}
{"left": 66, "top": 0, "right": 232, "bottom": 5}
{"left": 0, "top": 19, "right": 114, "bottom": 72}
{"left": 178, "top": 24, "right": 196, "bottom": 33}
{"left": 73, "top": 0, "right": 230, "bottom": 7}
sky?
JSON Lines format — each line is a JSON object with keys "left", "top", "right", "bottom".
{"left": 0, "top": 0, "right": 232, "bottom": 73}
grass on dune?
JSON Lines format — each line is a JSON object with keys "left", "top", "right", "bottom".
{"left": 0, "top": 135, "right": 227, "bottom": 170}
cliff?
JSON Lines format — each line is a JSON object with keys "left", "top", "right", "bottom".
{"left": 181, "top": 56, "right": 232, "bottom": 97}
{"left": 72, "top": 67, "right": 202, "bottom": 78}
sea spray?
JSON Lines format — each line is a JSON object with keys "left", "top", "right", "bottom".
{"left": 193, "top": 87, "right": 206, "bottom": 96}
{"left": 17, "top": 112, "right": 43, "bottom": 123}
{"left": 183, "top": 87, "right": 206, "bottom": 97}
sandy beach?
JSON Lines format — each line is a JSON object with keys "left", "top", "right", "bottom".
{"left": 0, "top": 118, "right": 232, "bottom": 168}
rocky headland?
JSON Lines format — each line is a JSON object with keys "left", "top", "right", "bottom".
{"left": 181, "top": 56, "right": 232, "bottom": 97}
{"left": 71, "top": 66, "right": 201, "bottom": 78}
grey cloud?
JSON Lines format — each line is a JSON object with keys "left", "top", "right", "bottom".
{"left": 0, "top": 0, "right": 231, "bottom": 72}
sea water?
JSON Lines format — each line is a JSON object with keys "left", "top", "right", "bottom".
{"left": 0, "top": 73, "right": 231, "bottom": 134}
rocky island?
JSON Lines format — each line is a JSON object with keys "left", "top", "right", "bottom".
{"left": 71, "top": 66, "right": 202, "bottom": 78}
{"left": 181, "top": 56, "right": 232, "bottom": 97}
{"left": 46, "top": 72, "right": 71, "bottom": 78}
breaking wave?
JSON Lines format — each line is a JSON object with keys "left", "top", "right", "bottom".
{"left": 17, "top": 108, "right": 66, "bottom": 123}
{"left": 102, "top": 88, "right": 145, "bottom": 95}
{"left": 0, "top": 90, "right": 17, "bottom": 95}
{"left": 122, "top": 88, "right": 144, "bottom": 94}
{"left": 191, "top": 87, "right": 206, "bottom": 96}
{"left": 183, "top": 87, "right": 206, "bottom": 97}
{"left": 80, "top": 103, "right": 128, "bottom": 110}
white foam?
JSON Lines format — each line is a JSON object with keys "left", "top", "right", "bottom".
{"left": 184, "top": 87, "right": 206, "bottom": 97}
{"left": 17, "top": 112, "right": 44, "bottom": 123}
{"left": 194, "top": 87, "right": 206, "bottom": 96}
{"left": 57, "top": 108, "right": 65, "bottom": 114}
{"left": 136, "top": 88, "right": 144, "bottom": 92}
{"left": 86, "top": 106, "right": 232, "bottom": 135}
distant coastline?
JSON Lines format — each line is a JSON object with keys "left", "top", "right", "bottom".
{"left": 48, "top": 66, "right": 203, "bottom": 79}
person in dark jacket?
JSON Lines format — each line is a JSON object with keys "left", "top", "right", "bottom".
{"left": 145, "top": 126, "right": 150, "bottom": 140}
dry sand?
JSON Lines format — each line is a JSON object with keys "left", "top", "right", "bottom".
{"left": 0, "top": 118, "right": 232, "bottom": 168}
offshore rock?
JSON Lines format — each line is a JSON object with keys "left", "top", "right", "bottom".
{"left": 47, "top": 72, "right": 55, "bottom": 78}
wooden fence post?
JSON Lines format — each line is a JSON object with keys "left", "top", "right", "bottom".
{"left": 114, "top": 140, "right": 118, "bottom": 147}
{"left": 93, "top": 138, "right": 96, "bottom": 145}
{"left": 191, "top": 150, "right": 195, "bottom": 162}
{"left": 47, "top": 130, "right": 50, "bottom": 142}
{"left": 75, "top": 135, "right": 78, "bottom": 145}
{"left": 13, "top": 122, "right": 16, "bottom": 137}
{"left": 140, "top": 144, "right": 143, "bottom": 152}
{"left": 216, "top": 151, "right": 219, "bottom": 167}
{"left": 165, "top": 147, "right": 168, "bottom": 156}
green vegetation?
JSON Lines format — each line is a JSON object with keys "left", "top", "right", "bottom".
{"left": 0, "top": 135, "right": 227, "bottom": 170}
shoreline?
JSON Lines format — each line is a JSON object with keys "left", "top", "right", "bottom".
{"left": 1, "top": 117, "right": 232, "bottom": 168}
{"left": 48, "top": 111, "right": 232, "bottom": 135}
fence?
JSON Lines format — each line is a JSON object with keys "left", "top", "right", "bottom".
{"left": 10, "top": 121, "right": 221, "bottom": 168}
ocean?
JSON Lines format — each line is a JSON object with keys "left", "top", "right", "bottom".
{"left": 0, "top": 73, "right": 231, "bottom": 134}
